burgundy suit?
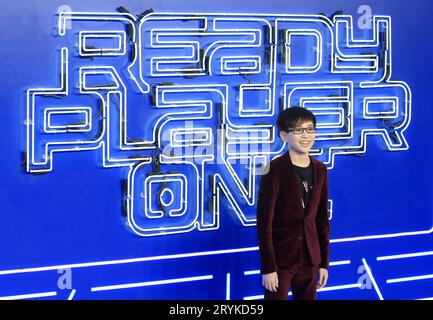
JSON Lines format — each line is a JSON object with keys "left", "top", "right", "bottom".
{"left": 256, "top": 150, "right": 330, "bottom": 299}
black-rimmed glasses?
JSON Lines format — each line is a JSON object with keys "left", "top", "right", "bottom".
{"left": 285, "top": 126, "right": 316, "bottom": 135}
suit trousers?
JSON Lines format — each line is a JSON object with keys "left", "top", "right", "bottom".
{"left": 264, "top": 240, "right": 320, "bottom": 300}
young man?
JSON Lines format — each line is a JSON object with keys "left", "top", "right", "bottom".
{"left": 256, "top": 107, "right": 330, "bottom": 300}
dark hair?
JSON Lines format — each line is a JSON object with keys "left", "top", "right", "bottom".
{"left": 276, "top": 106, "right": 317, "bottom": 132}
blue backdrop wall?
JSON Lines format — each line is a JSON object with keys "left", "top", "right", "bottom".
{"left": 0, "top": 0, "right": 432, "bottom": 300}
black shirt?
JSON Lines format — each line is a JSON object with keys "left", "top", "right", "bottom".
{"left": 292, "top": 163, "right": 313, "bottom": 213}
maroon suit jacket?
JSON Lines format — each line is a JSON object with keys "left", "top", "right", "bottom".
{"left": 256, "top": 150, "right": 330, "bottom": 274}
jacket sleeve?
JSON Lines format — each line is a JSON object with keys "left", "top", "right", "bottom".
{"left": 256, "top": 161, "right": 279, "bottom": 274}
{"left": 316, "top": 165, "right": 330, "bottom": 269}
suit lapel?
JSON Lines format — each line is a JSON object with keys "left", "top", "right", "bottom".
{"left": 283, "top": 150, "right": 320, "bottom": 217}
{"left": 305, "top": 156, "right": 321, "bottom": 217}
{"left": 283, "top": 151, "right": 304, "bottom": 213}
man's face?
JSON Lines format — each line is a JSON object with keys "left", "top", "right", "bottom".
{"left": 279, "top": 120, "right": 316, "bottom": 155}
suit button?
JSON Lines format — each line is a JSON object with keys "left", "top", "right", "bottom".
{"left": 298, "top": 236, "right": 303, "bottom": 241}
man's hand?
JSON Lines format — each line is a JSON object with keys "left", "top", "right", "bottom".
{"left": 262, "top": 272, "right": 278, "bottom": 292}
{"left": 317, "top": 268, "right": 328, "bottom": 289}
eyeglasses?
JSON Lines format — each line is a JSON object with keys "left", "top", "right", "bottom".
{"left": 286, "top": 126, "right": 316, "bottom": 135}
